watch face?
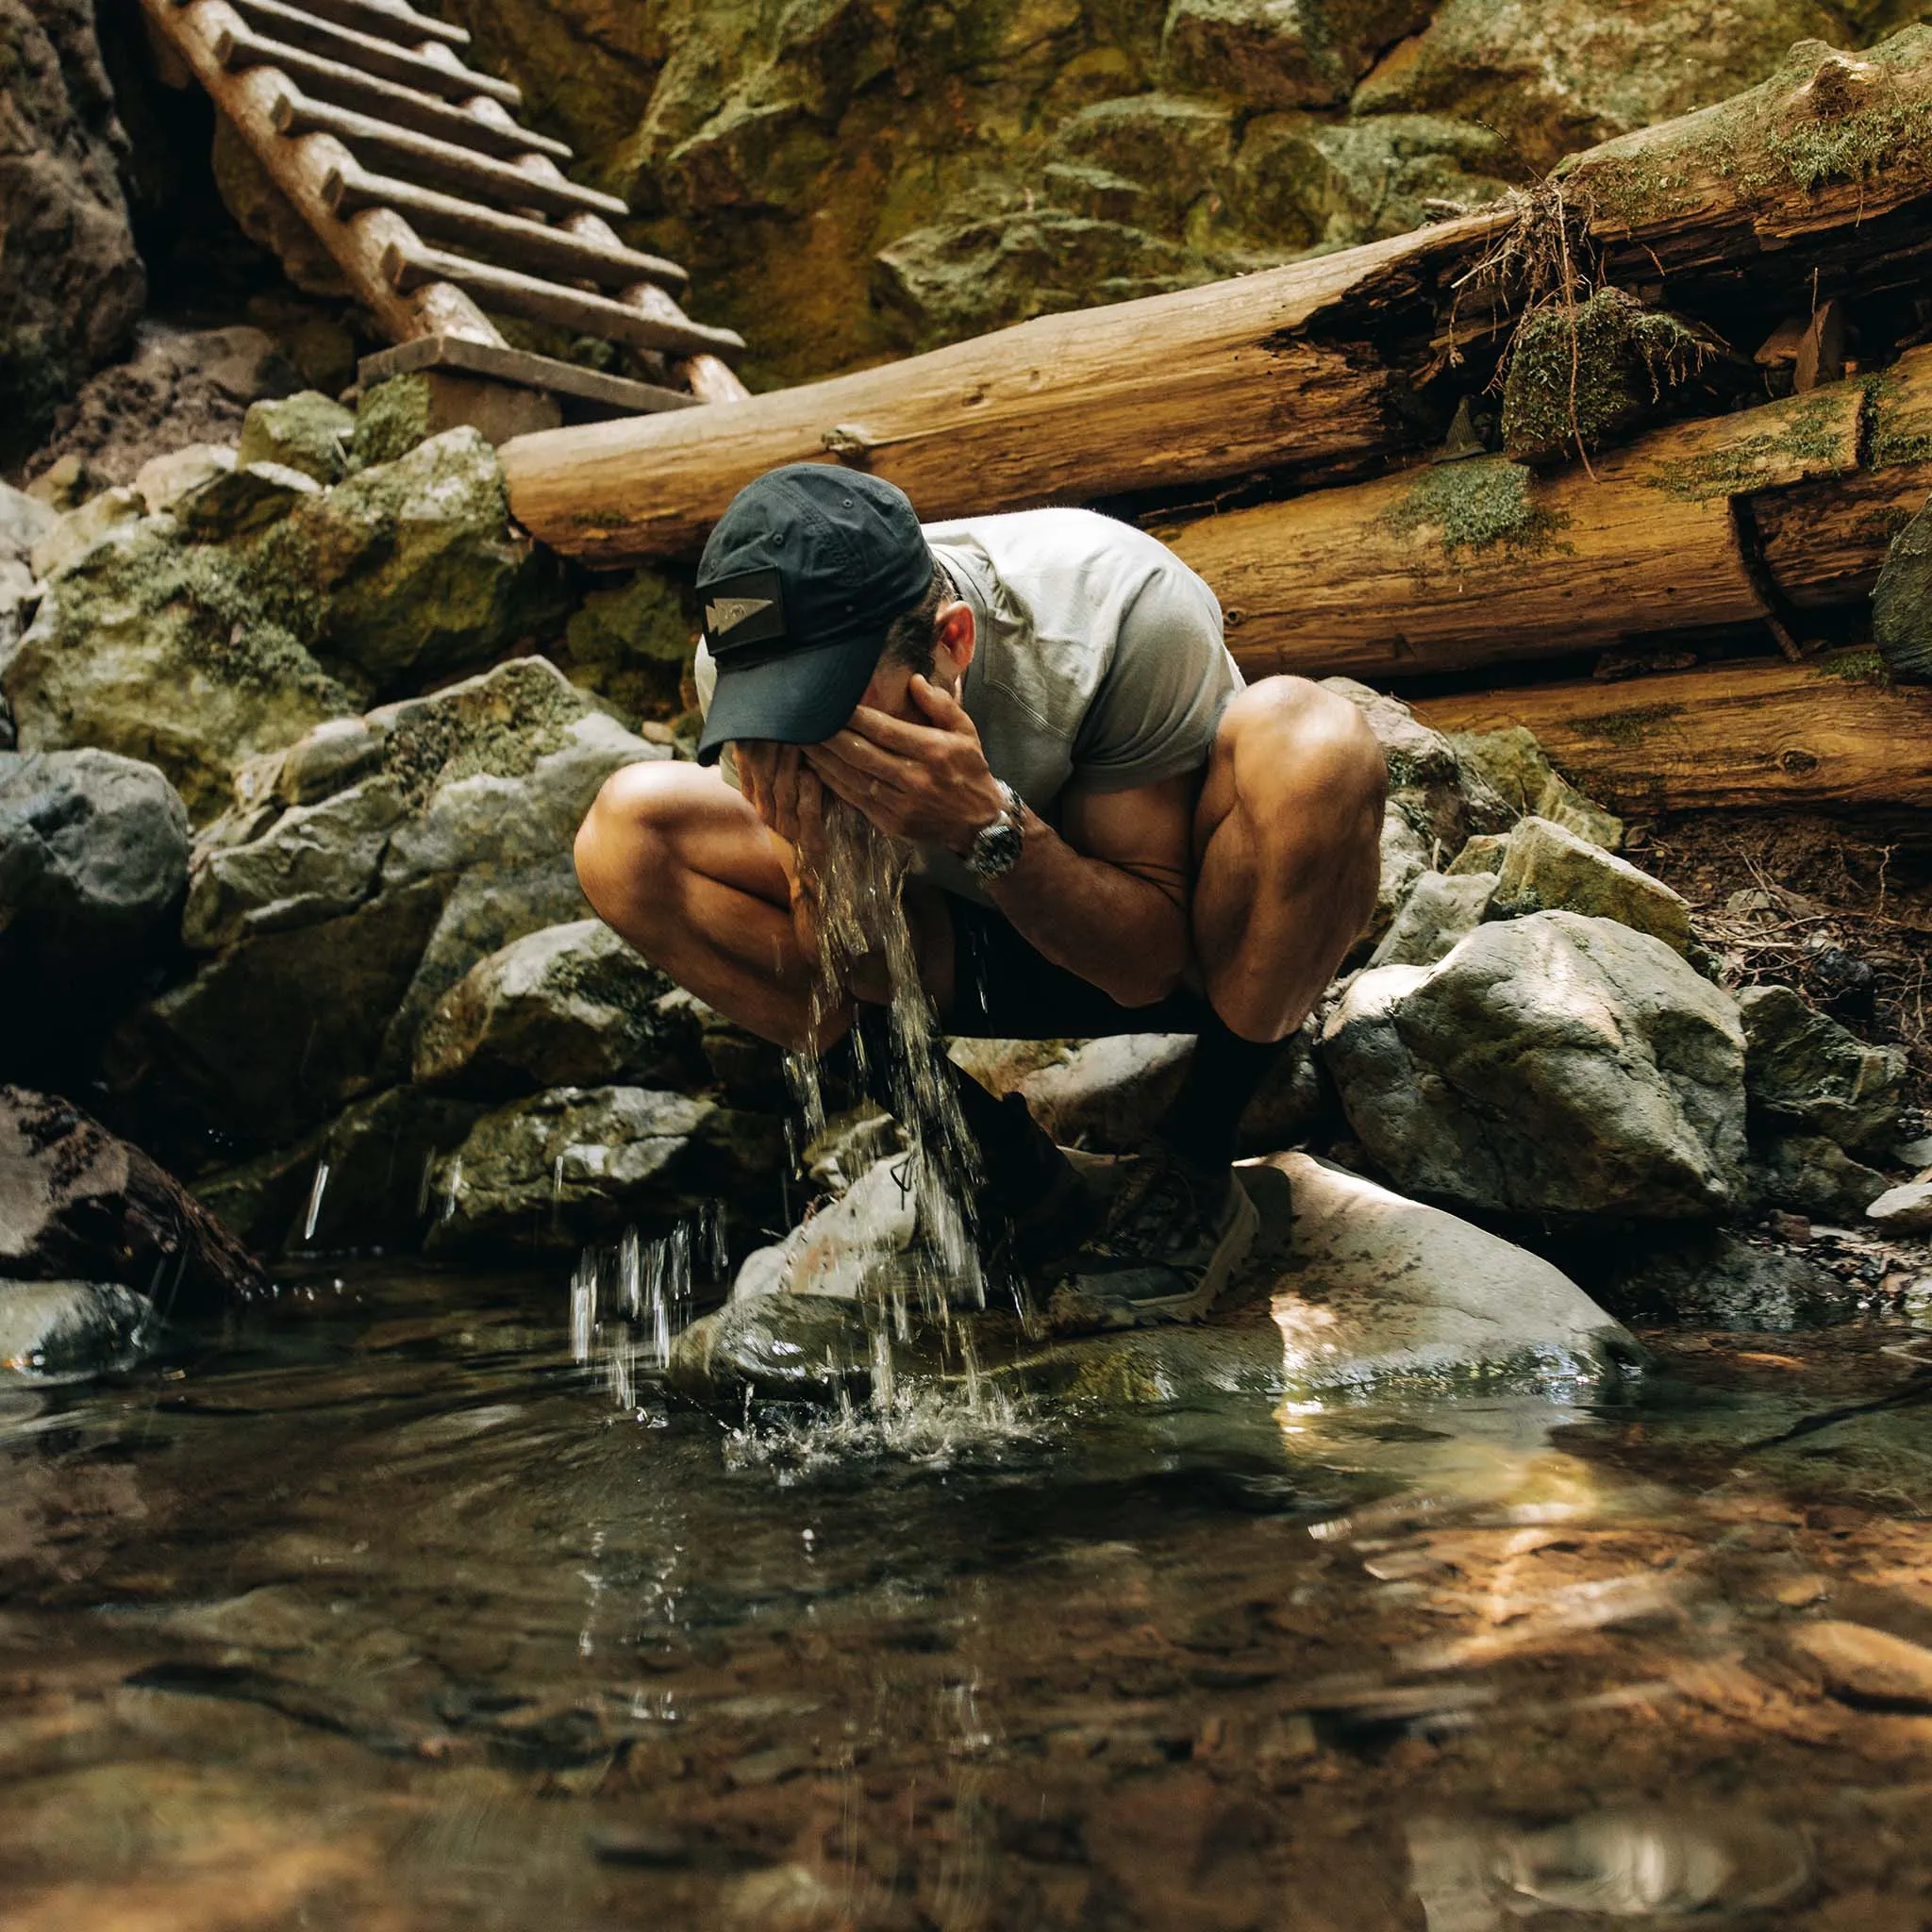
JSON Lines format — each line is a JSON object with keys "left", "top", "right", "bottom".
{"left": 972, "top": 820, "right": 1024, "bottom": 878}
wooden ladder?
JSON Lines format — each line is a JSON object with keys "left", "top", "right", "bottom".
{"left": 142, "top": 0, "right": 751, "bottom": 427}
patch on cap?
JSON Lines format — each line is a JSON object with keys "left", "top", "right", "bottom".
{"left": 701, "top": 565, "right": 788, "bottom": 658}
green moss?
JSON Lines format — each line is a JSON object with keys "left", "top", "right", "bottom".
{"left": 1378, "top": 458, "right": 1572, "bottom": 561}
{"left": 1641, "top": 392, "right": 1847, "bottom": 503}
{"left": 1501, "top": 289, "right": 1709, "bottom": 463}
{"left": 351, "top": 375, "right": 435, "bottom": 469}
{"left": 1570, "top": 703, "right": 1684, "bottom": 748}
{"left": 380, "top": 659, "right": 589, "bottom": 807}
{"left": 1764, "top": 96, "right": 1932, "bottom": 192}
{"left": 1810, "top": 648, "right": 1891, "bottom": 685}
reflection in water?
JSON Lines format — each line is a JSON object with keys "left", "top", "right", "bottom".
{"left": 1, "top": 1268, "right": 1930, "bottom": 1928}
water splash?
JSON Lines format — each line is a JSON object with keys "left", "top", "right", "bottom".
{"left": 301, "top": 1159, "right": 331, "bottom": 1245}
{"left": 570, "top": 1204, "right": 726, "bottom": 1411}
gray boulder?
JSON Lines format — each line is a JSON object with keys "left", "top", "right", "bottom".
{"left": 1737, "top": 984, "right": 1906, "bottom": 1153}
{"left": 0, "top": 1280, "right": 154, "bottom": 1381}
{"left": 1867, "top": 1180, "right": 1932, "bottom": 1238}
{"left": 1605, "top": 1229, "right": 1863, "bottom": 1331}
{"left": 412, "top": 920, "right": 697, "bottom": 1099}
{"left": 425, "top": 1085, "right": 782, "bottom": 1256}
{"left": 1747, "top": 1132, "right": 1889, "bottom": 1222}
{"left": 110, "top": 658, "right": 667, "bottom": 1153}
{"left": 1321, "top": 911, "right": 1747, "bottom": 1220}
{"left": 1487, "top": 815, "right": 1691, "bottom": 952}
{"left": 1367, "top": 869, "right": 1494, "bottom": 969}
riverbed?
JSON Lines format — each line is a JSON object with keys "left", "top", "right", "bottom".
{"left": 3, "top": 1263, "right": 1930, "bottom": 1929}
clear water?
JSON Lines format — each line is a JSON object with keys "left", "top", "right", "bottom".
{"left": 4, "top": 1263, "right": 1931, "bottom": 1928}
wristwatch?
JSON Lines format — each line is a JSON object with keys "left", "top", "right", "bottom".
{"left": 964, "top": 780, "right": 1025, "bottom": 882}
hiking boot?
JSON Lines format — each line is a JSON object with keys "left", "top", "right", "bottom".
{"left": 981, "top": 1148, "right": 1105, "bottom": 1288}
{"left": 1044, "top": 1142, "right": 1259, "bottom": 1332}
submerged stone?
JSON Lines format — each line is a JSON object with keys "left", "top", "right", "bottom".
{"left": 1323, "top": 911, "right": 1746, "bottom": 1220}
{"left": 0, "top": 1279, "right": 154, "bottom": 1381}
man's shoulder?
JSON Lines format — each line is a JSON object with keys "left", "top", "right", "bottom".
{"left": 924, "top": 507, "right": 1184, "bottom": 577}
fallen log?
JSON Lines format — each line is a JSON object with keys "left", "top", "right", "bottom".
{"left": 1413, "top": 653, "right": 1932, "bottom": 819}
{"left": 500, "top": 30, "right": 1932, "bottom": 562}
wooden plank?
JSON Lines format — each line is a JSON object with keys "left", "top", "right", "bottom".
{"left": 293, "top": 0, "right": 468, "bottom": 51}
{"left": 144, "top": 0, "right": 501, "bottom": 349}
{"left": 1163, "top": 381, "right": 1869, "bottom": 682}
{"left": 270, "top": 87, "right": 627, "bottom": 218}
{"left": 325, "top": 160, "right": 688, "bottom": 291}
{"left": 201, "top": 0, "right": 519, "bottom": 106}
{"left": 358, "top": 331, "right": 704, "bottom": 414}
{"left": 215, "top": 24, "right": 568, "bottom": 160}
{"left": 1414, "top": 654, "right": 1932, "bottom": 818}
{"left": 383, "top": 237, "right": 745, "bottom": 359}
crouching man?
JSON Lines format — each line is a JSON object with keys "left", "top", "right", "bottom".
{"left": 575, "top": 464, "right": 1385, "bottom": 1327}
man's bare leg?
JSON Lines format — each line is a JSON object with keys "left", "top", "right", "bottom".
{"left": 1190, "top": 676, "right": 1387, "bottom": 1041}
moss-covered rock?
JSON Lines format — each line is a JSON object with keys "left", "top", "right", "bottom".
{"left": 1873, "top": 490, "right": 1932, "bottom": 681}
{"left": 1162, "top": 0, "right": 1435, "bottom": 108}
{"left": 235, "top": 391, "right": 356, "bottom": 486}
{"left": 1486, "top": 814, "right": 1690, "bottom": 950}
{"left": 1737, "top": 982, "right": 1907, "bottom": 1151}
{"left": 351, "top": 375, "right": 436, "bottom": 469}
{"left": 553, "top": 564, "right": 695, "bottom": 723}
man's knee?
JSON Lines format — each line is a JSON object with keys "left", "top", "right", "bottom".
{"left": 574, "top": 760, "right": 686, "bottom": 934}
{"left": 1220, "top": 676, "right": 1387, "bottom": 824}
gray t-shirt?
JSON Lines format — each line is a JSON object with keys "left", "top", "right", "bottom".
{"left": 695, "top": 506, "right": 1243, "bottom": 901}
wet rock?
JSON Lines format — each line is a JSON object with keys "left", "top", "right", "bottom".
{"left": 113, "top": 659, "right": 666, "bottom": 1154}
{"left": 1866, "top": 1180, "right": 1932, "bottom": 1237}
{"left": 1487, "top": 816, "right": 1691, "bottom": 951}
{"left": 1747, "top": 1132, "right": 1889, "bottom": 1221}
{"left": 0, "top": 1280, "right": 154, "bottom": 1380}
{"left": 1738, "top": 984, "right": 1906, "bottom": 1152}
{"left": 425, "top": 1084, "right": 781, "bottom": 1255}
{"left": 22, "top": 325, "right": 299, "bottom": 500}
{"left": 0, "top": 748, "right": 190, "bottom": 1075}
{"left": 1601, "top": 1228, "right": 1857, "bottom": 1330}
{"left": 1322, "top": 911, "right": 1747, "bottom": 1219}
{"left": 1353, "top": 0, "right": 1849, "bottom": 171}
{"left": 2, "top": 516, "right": 361, "bottom": 821}
{"left": 235, "top": 391, "right": 356, "bottom": 487}
{"left": 1367, "top": 869, "right": 1493, "bottom": 969}
{"left": 1256, "top": 1152, "right": 1637, "bottom": 1395}
{"left": 1790, "top": 1620, "right": 1932, "bottom": 1708}
{"left": 0, "top": 0, "right": 145, "bottom": 465}
{"left": 411, "top": 920, "right": 697, "bottom": 1100}
{"left": 1874, "top": 490, "right": 1932, "bottom": 681}
{"left": 730, "top": 1151, "right": 920, "bottom": 1304}
{"left": 1162, "top": 0, "right": 1434, "bottom": 109}
{"left": 0, "top": 1086, "right": 263, "bottom": 1310}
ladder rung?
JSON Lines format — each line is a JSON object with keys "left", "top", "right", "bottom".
{"left": 325, "top": 161, "right": 687, "bottom": 292}
{"left": 289, "top": 0, "right": 470, "bottom": 51}
{"left": 206, "top": 0, "right": 520, "bottom": 107}
{"left": 217, "top": 25, "right": 569, "bottom": 161}
{"left": 272, "top": 88, "right": 627, "bottom": 220}
{"left": 383, "top": 239, "right": 744, "bottom": 360}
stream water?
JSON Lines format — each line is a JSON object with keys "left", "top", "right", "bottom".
{"left": 4, "top": 1258, "right": 1931, "bottom": 1930}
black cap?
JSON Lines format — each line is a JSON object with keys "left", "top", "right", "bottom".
{"left": 693, "top": 464, "right": 933, "bottom": 765}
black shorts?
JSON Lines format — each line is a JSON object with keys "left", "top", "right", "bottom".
{"left": 941, "top": 894, "right": 1209, "bottom": 1041}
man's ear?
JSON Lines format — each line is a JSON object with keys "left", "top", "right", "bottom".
{"left": 935, "top": 597, "right": 975, "bottom": 676}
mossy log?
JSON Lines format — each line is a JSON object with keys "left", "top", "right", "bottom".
{"left": 1414, "top": 653, "right": 1932, "bottom": 818}
{"left": 501, "top": 31, "right": 1932, "bottom": 563}
{"left": 1166, "top": 351, "right": 1932, "bottom": 681}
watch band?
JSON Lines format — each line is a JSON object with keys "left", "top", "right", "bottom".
{"left": 964, "top": 781, "right": 1024, "bottom": 881}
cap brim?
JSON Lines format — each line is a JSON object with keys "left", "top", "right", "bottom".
{"left": 694, "top": 632, "right": 885, "bottom": 765}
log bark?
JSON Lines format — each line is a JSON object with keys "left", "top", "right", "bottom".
{"left": 1413, "top": 653, "right": 1932, "bottom": 818}
{"left": 500, "top": 31, "right": 1932, "bottom": 562}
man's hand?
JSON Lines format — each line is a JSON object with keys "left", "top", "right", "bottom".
{"left": 806, "top": 675, "right": 1007, "bottom": 855}
{"left": 736, "top": 741, "right": 827, "bottom": 883}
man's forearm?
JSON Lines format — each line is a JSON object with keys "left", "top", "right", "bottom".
{"left": 986, "top": 808, "right": 1189, "bottom": 1008}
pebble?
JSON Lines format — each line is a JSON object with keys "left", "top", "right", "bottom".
{"left": 1790, "top": 1620, "right": 1932, "bottom": 1707}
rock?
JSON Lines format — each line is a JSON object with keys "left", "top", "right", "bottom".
{"left": 1738, "top": 984, "right": 1907, "bottom": 1152}
{"left": 1322, "top": 911, "right": 1747, "bottom": 1220}
{"left": 1866, "top": 1180, "right": 1932, "bottom": 1237}
{"left": 1790, "top": 1620, "right": 1932, "bottom": 1708}
{"left": 111, "top": 659, "right": 668, "bottom": 1153}
{"left": 1324, "top": 675, "right": 1509, "bottom": 850}
{"left": 1446, "top": 831, "right": 1508, "bottom": 876}
{"left": 350, "top": 375, "right": 436, "bottom": 469}
{"left": 1748, "top": 1132, "right": 1889, "bottom": 1221}
{"left": 0, "top": 0, "right": 145, "bottom": 465}
{"left": 0, "top": 1280, "right": 155, "bottom": 1381}
{"left": 0, "top": 483, "right": 58, "bottom": 560}
{"left": 411, "top": 920, "right": 698, "bottom": 1099}
{"left": 1161, "top": 0, "right": 1435, "bottom": 109}
{"left": 0, "top": 1086, "right": 264, "bottom": 1310}
{"left": 2, "top": 516, "right": 360, "bottom": 821}
{"left": 132, "top": 444, "right": 237, "bottom": 517}
{"left": 1487, "top": 815, "right": 1691, "bottom": 952}
{"left": 1367, "top": 869, "right": 1494, "bottom": 969}
{"left": 0, "top": 748, "right": 190, "bottom": 1074}
{"left": 1874, "top": 491, "right": 1932, "bottom": 681}
{"left": 0, "top": 486, "right": 55, "bottom": 659}
{"left": 1256, "top": 1152, "right": 1637, "bottom": 1395}
{"left": 728, "top": 1152, "right": 920, "bottom": 1304}
{"left": 1374, "top": 810, "right": 1433, "bottom": 938}
{"left": 23, "top": 325, "right": 299, "bottom": 500}
{"left": 28, "top": 485, "right": 144, "bottom": 581}
{"left": 208, "top": 116, "right": 353, "bottom": 301}
{"left": 425, "top": 1085, "right": 782, "bottom": 1255}
{"left": 235, "top": 391, "right": 356, "bottom": 486}
{"left": 1449, "top": 725, "right": 1624, "bottom": 848}
{"left": 175, "top": 461, "right": 323, "bottom": 541}
{"left": 1047, "top": 95, "right": 1234, "bottom": 228}
{"left": 271, "top": 426, "right": 562, "bottom": 691}
{"left": 1601, "top": 1228, "right": 1858, "bottom": 1329}
{"left": 1536, "top": 771, "right": 1625, "bottom": 852}
{"left": 553, "top": 565, "right": 695, "bottom": 724}
{"left": 1352, "top": 0, "right": 1850, "bottom": 171}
